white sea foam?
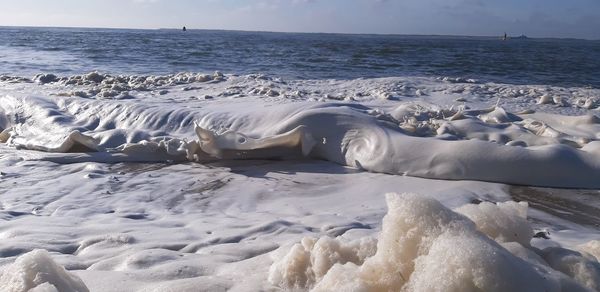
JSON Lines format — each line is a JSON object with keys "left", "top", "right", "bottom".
{"left": 455, "top": 200, "right": 532, "bottom": 246}
{"left": 270, "top": 193, "right": 600, "bottom": 291}
{"left": 0, "top": 249, "right": 89, "bottom": 292}
{"left": 579, "top": 240, "right": 600, "bottom": 262}
{"left": 1, "top": 89, "right": 599, "bottom": 187}
{"left": 1, "top": 72, "right": 600, "bottom": 291}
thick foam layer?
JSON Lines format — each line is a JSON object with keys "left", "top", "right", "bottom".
{"left": 579, "top": 241, "right": 600, "bottom": 261}
{"left": 269, "top": 193, "right": 600, "bottom": 291}
{"left": 1, "top": 92, "right": 600, "bottom": 188}
{"left": 0, "top": 249, "right": 89, "bottom": 292}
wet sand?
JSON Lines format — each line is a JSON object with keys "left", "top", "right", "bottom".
{"left": 510, "top": 186, "right": 600, "bottom": 227}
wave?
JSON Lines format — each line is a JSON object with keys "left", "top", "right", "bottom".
{"left": 1, "top": 90, "right": 600, "bottom": 188}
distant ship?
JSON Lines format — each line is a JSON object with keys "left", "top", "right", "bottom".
{"left": 502, "top": 33, "right": 528, "bottom": 40}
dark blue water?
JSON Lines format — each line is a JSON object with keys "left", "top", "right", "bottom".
{"left": 1, "top": 26, "right": 599, "bottom": 88}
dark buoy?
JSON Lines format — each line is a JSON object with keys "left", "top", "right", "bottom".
{"left": 183, "top": 26, "right": 187, "bottom": 32}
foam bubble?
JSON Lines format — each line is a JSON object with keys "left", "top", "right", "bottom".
{"left": 269, "top": 193, "right": 599, "bottom": 291}
{"left": 455, "top": 200, "right": 532, "bottom": 246}
{"left": 578, "top": 240, "right": 600, "bottom": 261}
{"left": 540, "top": 247, "right": 600, "bottom": 291}
{"left": 0, "top": 249, "right": 89, "bottom": 292}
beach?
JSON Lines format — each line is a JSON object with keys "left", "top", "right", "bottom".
{"left": 0, "top": 27, "right": 599, "bottom": 291}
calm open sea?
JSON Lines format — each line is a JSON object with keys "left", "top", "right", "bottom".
{"left": 1, "top": 26, "right": 599, "bottom": 87}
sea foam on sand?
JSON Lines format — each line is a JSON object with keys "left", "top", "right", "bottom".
{"left": 0, "top": 249, "right": 89, "bottom": 292}
{"left": 269, "top": 193, "right": 600, "bottom": 291}
{"left": 2, "top": 72, "right": 600, "bottom": 290}
{"left": 2, "top": 72, "right": 600, "bottom": 189}
{"left": 2, "top": 95, "right": 600, "bottom": 188}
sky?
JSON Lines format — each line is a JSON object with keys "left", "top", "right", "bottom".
{"left": 0, "top": 0, "right": 599, "bottom": 39}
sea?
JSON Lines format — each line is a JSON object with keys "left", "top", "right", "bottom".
{"left": 1, "top": 26, "right": 600, "bottom": 291}
{"left": 1, "top": 26, "right": 599, "bottom": 88}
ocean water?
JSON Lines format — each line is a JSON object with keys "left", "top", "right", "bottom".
{"left": 1, "top": 26, "right": 599, "bottom": 88}
{"left": 2, "top": 26, "right": 600, "bottom": 292}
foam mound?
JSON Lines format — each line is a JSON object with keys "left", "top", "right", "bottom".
{"left": 2, "top": 95, "right": 600, "bottom": 188}
{"left": 455, "top": 200, "right": 532, "bottom": 246}
{"left": 269, "top": 193, "right": 600, "bottom": 291}
{"left": 0, "top": 249, "right": 89, "bottom": 292}
{"left": 579, "top": 240, "right": 600, "bottom": 262}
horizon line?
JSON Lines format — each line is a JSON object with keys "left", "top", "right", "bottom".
{"left": 0, "top": 24, "right": 598, "bottom": 41}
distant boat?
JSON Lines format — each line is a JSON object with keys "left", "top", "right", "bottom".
{"left": 501, "top": 33, "right": 528, "bottom": 40}
{"left": 183, "top": 26, "right": 187, "bottom": 32}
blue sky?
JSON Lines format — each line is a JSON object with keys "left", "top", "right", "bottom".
{"left": 0, "top": 0, "right": 599, "bottom": 39}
